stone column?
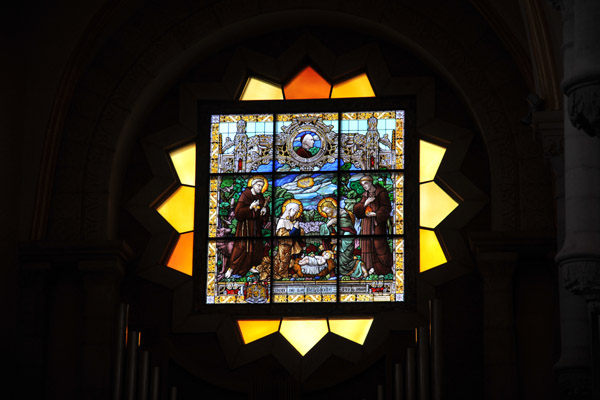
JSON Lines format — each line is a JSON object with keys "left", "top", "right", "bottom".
{"left": 477, "top": 251, "right": 518, "bottom": 400}
{"left": 551, "top": 0, "right": 600, "bottom": 397}
{"left": 78, "top": 242, "right": 130, "bottom": 400}
{"left": 559, "top": 0, "right": 600, "bottom": 137}
{"left": 536, "top": 110, "right": 592, "bottom": 399}
{"left": 16, "top": 261, "right": 52, "bottom": 400}
{"left": 19, "top": 241, "right": 130, "bottom": 399}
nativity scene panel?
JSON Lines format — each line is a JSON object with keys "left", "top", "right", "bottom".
{"left": 204, "top": 109, "right": 405, "bottom": 304}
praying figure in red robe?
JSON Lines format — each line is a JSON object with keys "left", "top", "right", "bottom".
{"left": 353, "top": 175, "right": 393, "bottom": 275}
{"left": 225, "top": 177, "right": 270, "bottom": 278}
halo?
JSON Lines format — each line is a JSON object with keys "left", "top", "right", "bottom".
{"left": 281, "top": 199, "right": 303, "bottom": 219}
{"left": 317, "top": 197, "right": 338, "bottom": 218}
{"left": 247, "top": 175, "right": 269, "bottom": 193}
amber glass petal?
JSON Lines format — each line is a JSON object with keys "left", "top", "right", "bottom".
{"left": 328, "top": 318, "right": 373, "bottom": 344}
{"left": 279, "top": 318, "right": 329, "bottom": 356}
{"left": 167, "top": 232, "right": 194, "bottom": 276}
{"left": 284, "top": 66, "right": 331, "bottom": 99}
{"left": 237, "top": 320, "right": 281, "bottom": 344}
{"left": 331, "top": 73, "right": 375, "bottom": 98}
{"left": 157, "top": 186, "right": 195, "bottom": 233}
{"left": 420, "top": 229, "right": 447, "bottom": 272}
{"left": 420, "top": 182, "right": 458, "bottom": 229}
{"left": 420, "top": 140, "right": 446, "bottom": 183}
{"left": 240, "top": 77, "right": 284, "bottom": 101}
{"left": 169, "top": 143, "right": 196, "bottom": 186}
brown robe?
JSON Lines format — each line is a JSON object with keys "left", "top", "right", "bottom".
{"left": 228, "top": 188, "right": 268, "bottom": 276}
{"left": 353, "top": 184, "right": 393, "bottom": 275}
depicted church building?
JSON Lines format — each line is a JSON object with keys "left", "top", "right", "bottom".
{"left": 3, "top": 0, "right": 600, "bottom": 399}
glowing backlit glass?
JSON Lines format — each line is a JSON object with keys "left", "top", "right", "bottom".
{"left": 169, "top": 143, "right": 196, "bottom": 186}
{"left": 206, "top": 110, "right": 405, "bottom": 305}
{"left": 419, "top": 229, "right": 447, "bottom": 272}
{"left": 331, "top": 73, "right": 375, "bottom": 98}
{"left": 328, "top": 318, "right": 373, "bottom": 344}
{"left": 157, "top": 186, "right": 195, "bottom": 233}
{"left": 237, "top": 320, "right": 281, "bottom": 344}
{"left": 420, "top": 140, "right": 446, "bottom": 183}
{"left": 157, "top": 70, "right": 463, "bottom": 302}
{"left": 280, "top": 318, "right": 329, "bottom": 355}
{"left": 420, "top": 181, "right": 458, "bottom": 229}
{"left": 284, "top": 66, "right": 331, "bottom": 99}
{"left": 240, "top": 77, "right": 284, "bottom": 101}
{"left": 167, "top": 232, "right": 194, "bottom": 276}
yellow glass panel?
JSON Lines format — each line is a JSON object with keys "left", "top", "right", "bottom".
{"left": 169, "top": 144, "right": 196, "bottom": 186}
{"left": 240, "top": 77, "right": 284, "bottom": 101}
{"left": 166, "top": 232, "right": 194, "bottom": 276}
{"left": 331, "top": 73, "right": 375, "bottom": 98}
{"left": 328, "top": 318, "right": 373, "bottom": 344}
{"left": 237, "top": 320, "right": 281, "bottom": 344}
{"left": 280, "top": 318, "right": 329, "bottom": 356}
{"left": 420, "top": 229, "right": 447, "bottom": 272}
{"left": 156, "top": 186, "right": 195, "bottom": 233}
{"left": 284, "top": 66, "right": 331, "bottom": 99}
{"left": 420, "top": 182, "right": 458, "bottom": 229}
{"left": 420, "top": 140, "right": 446, "bottom": 183}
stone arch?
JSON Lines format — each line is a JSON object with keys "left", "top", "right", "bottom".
{"left": 46, "top": 1, "right": 548, "bottom": 246}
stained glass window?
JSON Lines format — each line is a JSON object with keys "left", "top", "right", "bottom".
{"left": 205, "top": 110, "right": 405, "bottom": 304}
{"left": 154, "top": 68, "right": 459, "bottom": 301}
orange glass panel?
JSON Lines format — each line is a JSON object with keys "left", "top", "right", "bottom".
{"left": 237, "top": 320, "right": 281, "bottom": 344}
{"left": 284, "top": 66, "right": 331, "bottom": 99}
{"left": 331, "top": 73, "right": 375, "bottom": 98}
{"left": 167, "top": 232, "right": 194, "bottom": 276}
{"left": 420, "top": 229, "right": 447, "bottom": 272}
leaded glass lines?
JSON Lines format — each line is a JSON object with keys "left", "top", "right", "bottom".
{"left": 206, "top": 110, "right": 405, "bottom": 304}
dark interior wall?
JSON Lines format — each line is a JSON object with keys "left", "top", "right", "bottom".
{"left": 1, "top": 2, "right": 106, "bottom": 398}
{"left": 115, "top": 22, "right": 494, "bottom": 398}
{"left": 1, "top": 9, "right": 25, "bottom": 399}
{"left": 3, "top": 1, "right": 563, "bottom": 398}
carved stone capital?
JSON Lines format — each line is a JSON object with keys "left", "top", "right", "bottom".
{"left": 560, "top": 259, "right": 600, "bottom": 313}
{"left": 558, "top": 368, "right": 592, "bottom": 400}
{"left": 567, "top": 83, "right": 600, "bottom": 138}
{"left": 548, "top": 0, "right": 574, "bottom": 17}
{"left": 533, "top": 110, "right": 564, "bottom": 158}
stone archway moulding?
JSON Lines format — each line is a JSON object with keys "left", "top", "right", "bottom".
{"left": 42, "top": 3, "right": 535, "bottom": 244}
